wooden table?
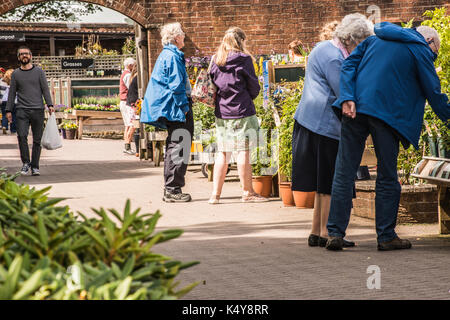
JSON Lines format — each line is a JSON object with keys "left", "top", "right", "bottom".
{"left": 71, "top": 110, "right": 122, "bottom": 139}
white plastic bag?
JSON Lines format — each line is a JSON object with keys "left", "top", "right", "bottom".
{"left": 41, "top": 113, "right": 63, "bottom": 150}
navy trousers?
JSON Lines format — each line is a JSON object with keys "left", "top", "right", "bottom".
{"left": 327, "top": 114, "right": 401, "bottom": 243}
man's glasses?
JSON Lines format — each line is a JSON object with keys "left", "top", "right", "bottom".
{"left": 427, "top": 39, "right": 439, "bottom": 55}
{"left": 18, "top": 52, "right": 31, "bottom": 57}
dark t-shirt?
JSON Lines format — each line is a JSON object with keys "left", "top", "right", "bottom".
{"left": 126, "top": 76, "right": 138, "bottom": 106}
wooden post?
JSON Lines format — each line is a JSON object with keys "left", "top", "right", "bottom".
{"left": 49, "top": 36, "right": 56, "bottom": 56}
{"left": 438, "top": 186, "right": 450, "bottom": 234}
{"left": 135, "top": 24, "right": 150, "bottom": 161}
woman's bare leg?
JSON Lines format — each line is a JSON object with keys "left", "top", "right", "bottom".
{"left": 211, "top": 152, "right": 231, "bottom": 198}
{"left": 319, "top": 194, "right": 331, "bottom": 238}
{"left": 236, "top": 150, "right": 254, "bottom": 196}
{"left": 311, "top": 193, "right": 321, "bottom": 236}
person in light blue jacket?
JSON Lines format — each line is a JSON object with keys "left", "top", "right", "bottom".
{"left": 292, "top": 13, "right": 374, "bottom": 248}
{"left": 326, "top": 22, "right": 450, "bottom": 251}
{"left": 141, "top": 22, "right": 194, "bottom": 203}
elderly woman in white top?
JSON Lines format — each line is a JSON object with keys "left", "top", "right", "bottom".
{"left": 291, "top": 14, "right": 374, "bottom": 248}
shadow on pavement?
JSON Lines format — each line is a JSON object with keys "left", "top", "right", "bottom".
{"left": 3, "top": 160, "right": 156, "bottom": 185}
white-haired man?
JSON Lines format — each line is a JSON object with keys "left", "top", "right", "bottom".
{"left": 326, "top": 22, "right": 449, "bottom": 251}
{"left": 120, "top": 57, "right": 136, "bottom": 154}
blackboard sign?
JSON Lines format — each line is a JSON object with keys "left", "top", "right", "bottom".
{"left": 0, "top": 33, "right": 25, "bottom": 42}
{"left": 267, "top": 62, "right": 306, "bottom": 83}
{"left": 274, "top": 65, "right": 305, "bottom": 83}
{"left": 61, "top": 58, "right": 94, "bottom": 69}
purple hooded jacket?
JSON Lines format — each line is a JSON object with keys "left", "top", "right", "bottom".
{"left": 209, "top": 52, "right": 260, "bottom": 119}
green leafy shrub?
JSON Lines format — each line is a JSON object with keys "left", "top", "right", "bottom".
{"left": 252, "top": 91, "right": 277, "bottom": 177}
{"left": 275, "top": 80, "right": 303, "bottom": 182}
{"left": 0, "top": 178, "right": 199, "bottom": 300}
{"left": 193, "top": 102, "right": 215, "bottom": 132}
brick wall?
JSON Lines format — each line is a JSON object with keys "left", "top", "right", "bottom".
{"left": 1, "top": 0, "right": 448, "bottom": 69}
{"left": 354, "top": 181, "right": 439, "bottom": 224}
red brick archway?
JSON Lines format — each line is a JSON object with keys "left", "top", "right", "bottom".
{"left": 0, "top": 0, "right": 148, "bottom": 26}
{"left": 1, "top": 0, "right": 449, "bottom": 68}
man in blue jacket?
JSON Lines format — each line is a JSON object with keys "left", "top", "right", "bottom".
{"left": 325, "top": 22, "right": 450, "bottom": 251}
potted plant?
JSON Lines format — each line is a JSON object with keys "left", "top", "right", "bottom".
{"left": 276, "top": 80, "right": 314, "bottom": 208}
{"left": 62, "top": 121, "right": 78, "bottom": 139}
{"left": 251, "top": 145, "right": 274, "bottom": 198}
{"left": 278, "top": 99, "right": 295, "bottom": 207}
{"left": 252, "top": 93, "right": 277, "bottom": 198}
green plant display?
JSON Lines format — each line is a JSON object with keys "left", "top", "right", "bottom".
{"left": 277, "top": 82, "right": 303, "bottom": 181}
{"left": 122, "top": 37, "right": 136, "bottom": 56}
{"left": 71, "top": 96, "right": 120, "bottom": 112}
{"left": 0, "top": 175, "right": 199, "bottom": 300}
{"left": 252, "top": 91, "right": 276, "bottom": 177}
{"left": 193, "top": 102, "right": 215, "bottom": 131}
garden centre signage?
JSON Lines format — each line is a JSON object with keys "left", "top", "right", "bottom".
{"left": 61, "top": 58, "right": 94, "bottom": 69}
{"left": 0, "top": 33, "right": 25, "bottom": 42}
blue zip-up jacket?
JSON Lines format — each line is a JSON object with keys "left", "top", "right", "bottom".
{"left": 334, "top": 22, "right": 449, "bottom": 148}
{"left": 140, "top": 44, "right": 189, "bottom": 129}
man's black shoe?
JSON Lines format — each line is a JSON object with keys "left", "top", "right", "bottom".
{"left": 325, "top": 237, "right": 344, "bottom": 251}
{"left": 343, "top": 239, "right": 355, "bottom": 247}
{"left": 377, "top": 237, "right": 412, "bottom": 251}
{"left": 163, "top": 190, "right": 192, "bottom": 203}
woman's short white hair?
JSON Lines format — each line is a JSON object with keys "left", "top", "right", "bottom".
{"left": 160, "top": 22, "right": 185, "bottom": 46}
{"left": 334, "top": 13, "right": 374, "bottom": 48}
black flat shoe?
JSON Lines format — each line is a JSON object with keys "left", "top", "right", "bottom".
{"left": 308, "top": 234, "right": 319, "bottom": 247}
{"left": 318, "top": 237, "right": 328, "bottom": 247}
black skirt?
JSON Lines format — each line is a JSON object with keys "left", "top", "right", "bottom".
{"left": 291, "top": 121, "right": 339, "bottom": 195}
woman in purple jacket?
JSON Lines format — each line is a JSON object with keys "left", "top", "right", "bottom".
{"left": 208, "top": 27, "right": 268, "bottom": 204}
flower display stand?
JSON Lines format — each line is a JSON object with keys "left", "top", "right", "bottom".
{"left": 71, "top": 109, "right": 121, "bottom": 139}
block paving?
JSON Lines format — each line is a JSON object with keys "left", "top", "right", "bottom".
{"left": 1, "top": 134, "right": 449, "bottom": 300}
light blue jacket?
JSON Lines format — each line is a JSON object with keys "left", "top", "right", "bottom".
{"left": 140, "top": 44, "right": 189, "bottom": 129}
{"left": 294, "top": 40, "right": 343, "bottom": 140}
{"left": 334, "top": 22, "right": 449, "bottom": 149}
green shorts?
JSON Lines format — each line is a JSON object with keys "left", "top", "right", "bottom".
{"left": 215, "top": 115, "right": 260, "bottom": 152}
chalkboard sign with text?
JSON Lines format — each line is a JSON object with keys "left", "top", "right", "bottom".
{"left": 61, "top": 58, "right": 94, "bottom": 69}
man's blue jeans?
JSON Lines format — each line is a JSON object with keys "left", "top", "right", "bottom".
{"left": 327, "top": 114, "right": 401, "bottom": 243}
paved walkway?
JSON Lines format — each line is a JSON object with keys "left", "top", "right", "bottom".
{"left": 1, "top": 134, "right": 449, "bottom": 300}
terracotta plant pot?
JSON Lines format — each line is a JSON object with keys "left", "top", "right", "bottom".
{"left": 279, "top": 182, "right": 295, "bottom": 207}
{"left": 293, "top": 191, "right": 315, "bottom": 208}
{"left": 252, "top": 175, "right": 272, "bottom": 198}
{"left": 65, "top": 129, "right": 76, "bottom": 140}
